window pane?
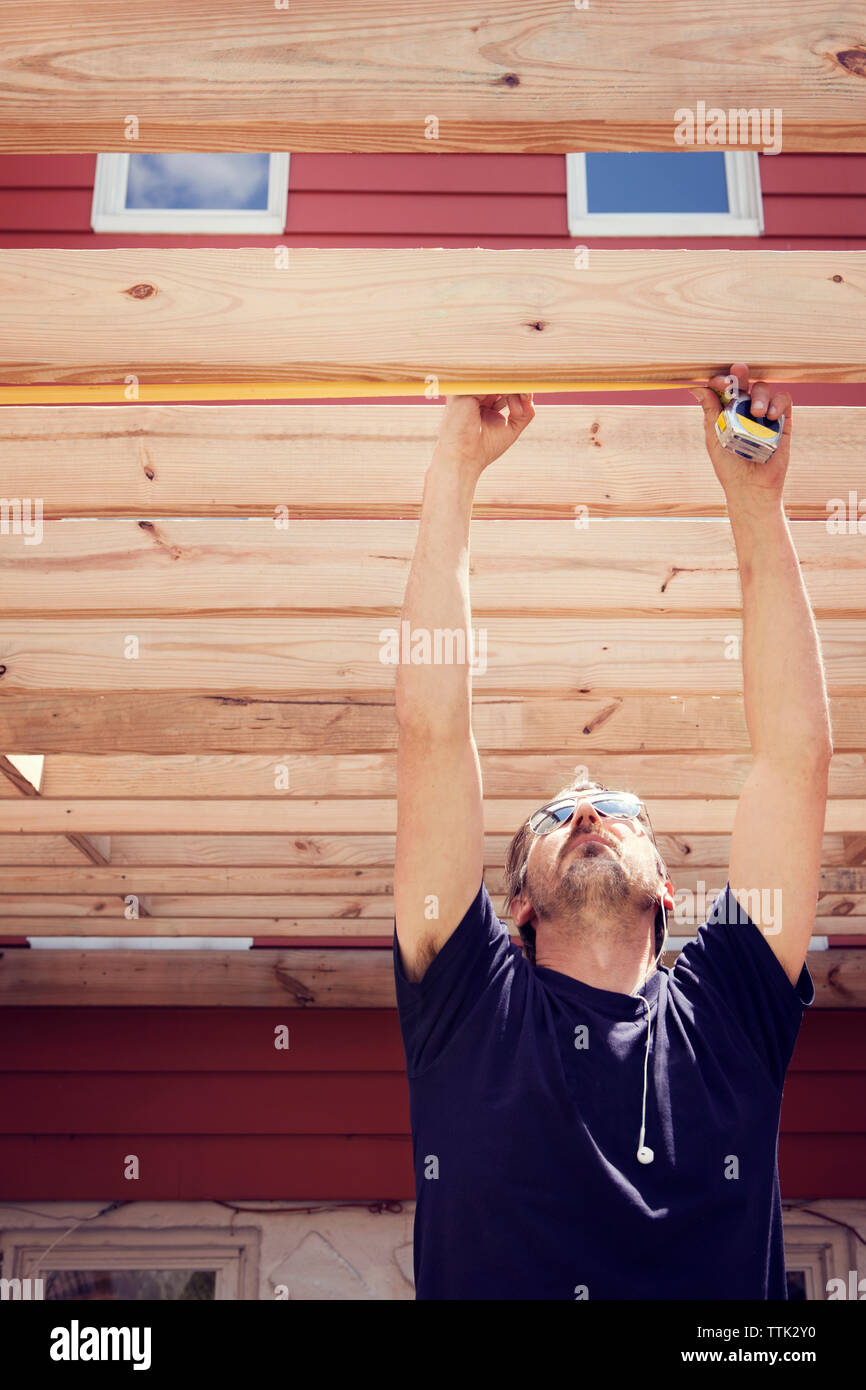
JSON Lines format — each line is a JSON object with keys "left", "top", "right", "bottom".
{"left": 785, "top": 1269, "right": 808, "bottom": 1300}
{"left": 44, "top": 1268, "right": 216, "bottom": 1300}
{"left": 125, "top": 154, "right": 270, "bottom": 211}
{"left": 585, "top": 153, "right": 729, "bottom": 214}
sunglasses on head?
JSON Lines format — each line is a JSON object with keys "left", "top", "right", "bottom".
{"left": 528, "top": 790, "right": 653, "bottom": 838}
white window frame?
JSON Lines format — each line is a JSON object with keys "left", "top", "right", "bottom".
{"left": 566, "top": 151, "right": 763, "bottom": 237}
{"left": 6, "top": 1226, "right": 260, "bottom": 1300}
{"left": 782, "top": 1206, "right": 863, "bottom": 1300}
{"left": 91, "top": 153, "right": 290, "bottom": 234}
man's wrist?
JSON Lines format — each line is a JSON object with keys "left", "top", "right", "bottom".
{"left": 723, "top": 489, "right": 786, "bottom": 527}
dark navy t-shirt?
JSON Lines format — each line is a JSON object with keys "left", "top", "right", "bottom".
{"left": 393, "top": 879, "right": 814, "bottom": 1300}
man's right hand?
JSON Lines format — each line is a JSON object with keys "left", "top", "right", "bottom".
{"left": 433, "top": 393, "right": 535, "bottom": 475}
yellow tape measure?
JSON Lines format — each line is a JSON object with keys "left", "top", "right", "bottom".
{"left": 0, "top": 379, "right": 706, "bottom": 405}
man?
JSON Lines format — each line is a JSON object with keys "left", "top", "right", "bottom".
{"left": 392, "top": 363, "right": 831, "bottom": 1300}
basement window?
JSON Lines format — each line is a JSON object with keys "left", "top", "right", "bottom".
{"left": 566, "top": 152, "right": 762, "bottom": 236}
{"left": 5, "top": 1227, "right": 259, "bottom": 1300}
{"left": 91, "top": 153, "right": 290, "bottom": 233}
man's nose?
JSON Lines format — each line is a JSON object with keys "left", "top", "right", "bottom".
{"left": 572, "top": 797, "right": 602, "bottom": 827}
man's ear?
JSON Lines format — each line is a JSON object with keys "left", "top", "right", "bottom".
{"left": 661, "top": 877, "right": 675, "bottom": 911}
{"left": 510, "top": 890, "right": 532, "bottom": 930}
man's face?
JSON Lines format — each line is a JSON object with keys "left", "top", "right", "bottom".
{"left": 513, "top": 789, "right": 668, "bottom": 932}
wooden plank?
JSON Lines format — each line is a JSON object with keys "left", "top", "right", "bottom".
{"left": 1, "top": 863, "right": 865, "bottom": 896}
{"left": 9, "top": 915, "right": 865, "bottom": 937}
{"left": 26, "top": 751, "right": 866, "bottom": 800}
{"left": 0, "top": 1134, "right": 412, "bottom": 1200}
{"left": 0, "top": 946, "right": 861, "bottom": 1007}
{"left": 8, "top": 189, "right": 866, "bottom": 240}
{"left": 1, "top": 693, "right": 864, "bottom": 755}
{"left": 1, "top": 404, "right": 863, "bottom": 520}
{"left": 0, "top": 834, "right": 858, "bottom": 872}
{"left": 5, "top": 1071, "right": 862, "bottom": 1133}
{"left": 7, "top": 519, "right": 865, "bottom": 618}
{"left": 0, "top": 250, "right": 863, "bottom": 384}
{"left": 2, "top": 1004, "right": 859, "bottom": 1071}
{"left": 0, "top": 1006, "right": 407, "bottom": 1070}
{"left": 0, "top": 2, "right": 863, "bottom": 152}
{"left": 0, "top": 1073, "right": 409, "bottom": 1134}
{"left": 1, "top": 616, "right": 864, "bottom": 694}
{"left": 0, "top": 798, "right": 862, "bottom": 835}
{"left": 758, "top": 155, "right": 866, "bottom": 196}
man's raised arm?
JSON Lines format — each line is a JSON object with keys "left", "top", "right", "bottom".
{"left": 690, "top": 362, "right": 833, "bottom": 986}
{"left": 393, "top": 394, "right": 535, "bottom": 981}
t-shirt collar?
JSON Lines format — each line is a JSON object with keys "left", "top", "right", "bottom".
{"left": 531, "top": 958, "right": 666, "bottom": 1019}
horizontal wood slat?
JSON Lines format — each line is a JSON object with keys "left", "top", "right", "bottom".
{"left": 1, "top": 152, "right": 853, "bottom": 198}
{"left": 26, "top": 751, "right": 866, "bottom": 799}
{"left": 2, "top": 405, "right": 863, "bottom": 521}
{"left": 8, "top": 917, "right": 864, "bottom": 938}
{"left": 0, "top": 250, "right": 863, "bottom": 384}
{"left": 0, "top": 1133, "right": 856, "bottom": 1201}
{"left": 0, "top": 1134, "right": 412, "bottom": 1200}
{"left": 1, "top": 1071, "right": 859, "bottom": 1134}
{"left": 1, "top": 946, "right": 862, "bottom": 1007}
{"left": 0, "top": 617, "right": 864, "bottom": 694}
{"left": 1, "top": 863, "right": 866, "bottom": 895}
{"left": 6, "top": 189, "right": 866, "bottom": 239}
{"left": 1, "top": 694, "right": 864, "bottom": 755}
{"left": 6, "top": 520, "right": 865, "bottom": 617}
{"left": 0, "top": 3, "right": 863, "bottom": 152}
{"left": 2, "top": 1006, "right": 858, "bottom": 1070}
{"left": 0, "top": 798, "right": 862, "bottom": 835}
{"left": 0, "top": 1073, "right": 409, "bottom": 1134}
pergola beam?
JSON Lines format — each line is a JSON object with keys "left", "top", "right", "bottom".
{"left": 0, "top": 947, "right": 861, "bottom": 1007}
{"left": 0, "top": 2, "right": 863, "bottom": 151}
{"left": 0, "top": 251, "right": 863, "bottom": 385}
{"left": 1, "top": 405, "right": 863, "bottom": 522}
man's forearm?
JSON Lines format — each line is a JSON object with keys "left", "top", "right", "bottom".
{"left": 395, "top": 448, "right": 478, "bottom": 728}
{"left": 728, "top": 497, "right": 833, "bottom": 764}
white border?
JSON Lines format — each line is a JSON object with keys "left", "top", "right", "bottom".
{"left": 91, "top": 153, "right": 290, "bottom": 234}
{"left": 566, "top": 151, "right": 763, "bottom": 237}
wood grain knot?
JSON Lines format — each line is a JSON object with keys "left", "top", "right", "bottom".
{"left": 835, "top": 49, "right": 866, "bottom": 76}
{"left": 831, "top": 274, "right": 844, "bottom": 282}
{"left": 124, "top": 283, "right": 158, "bottom": 299}
{"left": 498, "top": 72, "right": 520, "bottom": 87}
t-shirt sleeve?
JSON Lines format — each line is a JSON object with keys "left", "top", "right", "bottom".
{"left": 392, "top": 877, "right": 515, "bottom": 1077}
{"left": 673, "top": 881, "right": 815, "bottom": 1090}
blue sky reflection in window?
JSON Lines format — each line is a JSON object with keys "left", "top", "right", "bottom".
{"left": 125, "top": 154, "right": 271, "bottom": 211}
{"left": 585, "top": 153, "right": 729, "bottom": 215}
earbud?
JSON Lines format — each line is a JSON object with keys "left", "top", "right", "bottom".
{"left": 637, "top": 1145, "right": 654, "bottom": 1165}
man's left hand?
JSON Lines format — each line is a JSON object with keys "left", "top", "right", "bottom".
{"left": 690, "top": 361, "right": 792, "bottom": 509}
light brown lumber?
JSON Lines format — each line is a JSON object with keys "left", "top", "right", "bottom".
{"left": 1, "top": 694, "right": 864, "bottom": 755}
{"left": 0, "top": 617, "right": 864, "bottom": 694}
{"left": 8, "top": 915, "right": 864, "bottom": 938}
{"left": 0, "top": 755, "right": 145, "bottom": 915}
{"left": 32, "top": 751, "right": 866, "bottom": 799}
{"left": 0, "top": 834, "right": 857, "bottom": 872}
{"left": 0, "top": 250, "right": 863, "bottom": 383}
{"left": 8, "top": 520, "right": 865, "bottom": 618}
{"left": 0, "top": 2, "right": 863, "bottom": 152}
{"left": 0, "top": 948, "right": 861, "bottom": 1007}
{"left": 0, "top": 799, "right": 863, "bottom": 835}
{"left": 2, "top": 406, "right": 863, "bottom": 521}
{"left": 1, "top": 864, "right": 864, "bottom": 895}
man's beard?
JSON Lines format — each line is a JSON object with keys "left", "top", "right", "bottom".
{"left": 529, "top": 844, "right": 657, "bottom": 933}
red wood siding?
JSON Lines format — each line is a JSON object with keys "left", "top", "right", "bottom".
{"left": 0, "top": 1008, "right": 863, "bottom": 1201}
{"left": 1, "top": 152, "right": 866, "bottom": 247}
